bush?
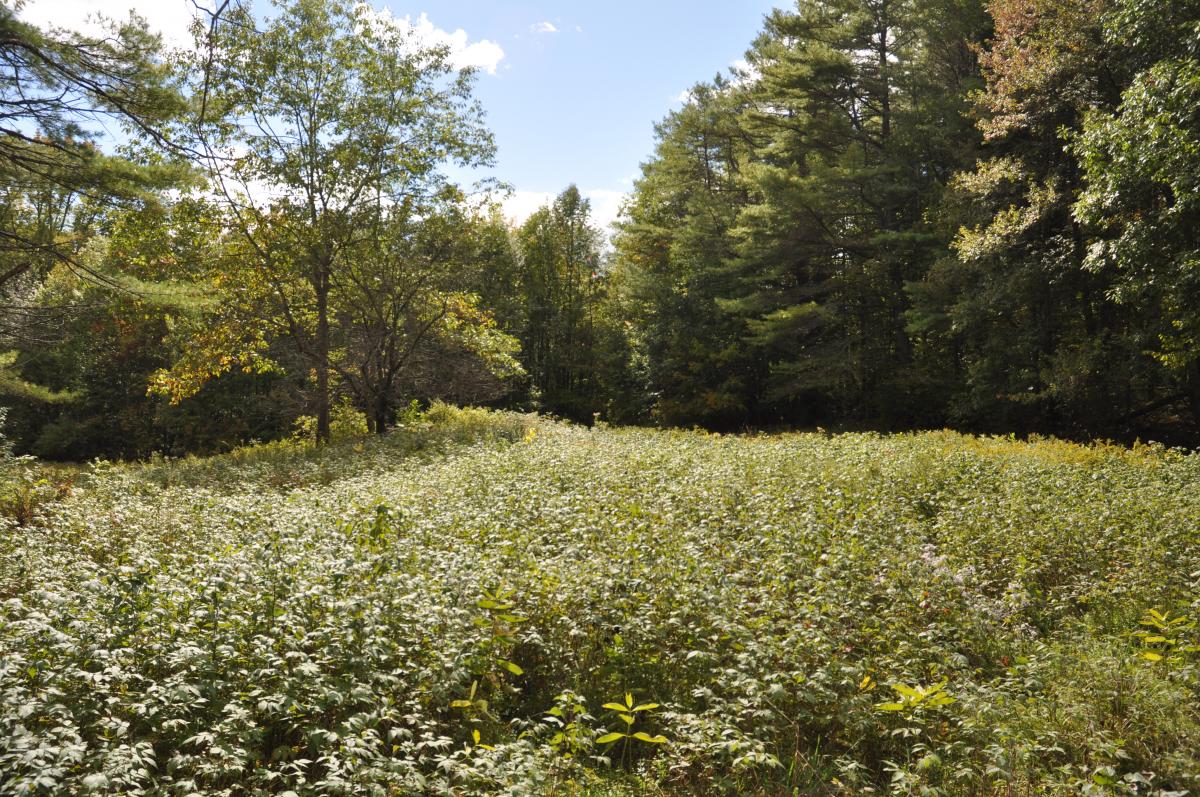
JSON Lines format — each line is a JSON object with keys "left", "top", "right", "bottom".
{"left": 0, "top": 416, "right": 1198, "bottom": 795}
{"left": 0, "top": 409, "right": 72, "bottom": 528}
{"left": 292, "top": 399, "right": 371, "bottom": 443}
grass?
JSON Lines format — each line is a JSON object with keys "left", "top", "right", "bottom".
{"left": 1, "top": 409, "right": 1198, "bottom": 795}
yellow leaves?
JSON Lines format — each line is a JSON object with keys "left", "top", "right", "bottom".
{"left": 148, "top": 322, "right": 277, "bottom": 403}
{"left": 875, "top": 679, "right": 955, "bottom": 716}
{"left": 596, "top": 691, "right": 669, "bottom": 747}
{"left": 950, "top": 157, "right": 1025, "bottom": 197}
{"left": 1133, "top": 608, "right": 1199, "bottom": 666}
{"left": 954, "top": 179, "right": 1064, "bottom": 261}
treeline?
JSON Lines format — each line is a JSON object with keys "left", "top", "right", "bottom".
{"left": 606, "top": 0, "right": 1200, "bottom": 442}
{"left": 0, "top": 0, "right": 528, "bottom": 459}
{"left": 2, "top": 0, "right": 1199, "bottom": 459}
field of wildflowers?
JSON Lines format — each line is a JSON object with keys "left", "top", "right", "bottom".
{"left": 1, "top": 408, "right": 1198, "bottom": 795}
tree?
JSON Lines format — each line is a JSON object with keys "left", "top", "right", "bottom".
{"left": 727, "top": 0, "right": 988, "bottom": 424}
{"left": 1072, "top": 0, "right": 1200, "bottom": 423}
{"left": 0, "top": 1, "right": 185, "bottom": 295}
{"left": 514, "top": 186, "right": 607, "bottom": 419}
{"left": 330, "top": 205, "right": 521, "bottom": 433}
{"left": 174, "top": 0, "right": 495, "bottom": 442}
{"left": 5, "top": 199, "right": 289, "bottom": 459}
{"left": 612, "top": 77, "right": 757, "bottom": 427}
{"left": 0, "top": 2, "right": 191, "bottom": 434}
{"left": 918, "top": 0, "right": 1169, "bottom": 436}
{"left": 614, "top": 0, "right": 988, "bottom": 428}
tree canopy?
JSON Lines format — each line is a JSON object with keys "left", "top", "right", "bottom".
{"left": 4, "top": 0, "right": 1200, "bottom": 456}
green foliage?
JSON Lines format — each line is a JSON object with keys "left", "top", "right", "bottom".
{"left": 0, "top": 466, "right": 63, "bottom": 527}
{"left": 165, "top": 0, "right": 501, "bottom": 442}
{"left": 292, "top": 400, "right": 369, "bottom": 444}
{"left": 602, "top": 0, "right": 1200, "bottom": 441}
{"left": 1072, "top": 3, "right": 1200, "bottom": 416}
{"left": 875, "top": 679, "right": 955, "bottom": 717}
{"left": 0, "top": 409, "right": 73, "bottom": 527}
{"left": 2, "top": 414, "right": 1199, "bottom": 794}
{"left": 510, "top": 186, "right": 631, "bottom": 422}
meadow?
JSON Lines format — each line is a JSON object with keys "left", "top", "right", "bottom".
{"left": 1, "top": 406, "right": 1199, "bottom": 796}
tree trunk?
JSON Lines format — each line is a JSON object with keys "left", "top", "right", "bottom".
{"left": 878, "top": 11, "right": 891, "bottom": 143}
{"left": 373, "top": 393, "right": 389, "bottom": 435}
{"left": 314, "top": 267, "right": 331, "bottom": 444}
{"left": 1185, "top": 360, "right": 1200, "bottom": 428}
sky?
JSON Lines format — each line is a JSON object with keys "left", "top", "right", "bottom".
{"left": 21, "top": 0, "right": 783, "bottom": 232}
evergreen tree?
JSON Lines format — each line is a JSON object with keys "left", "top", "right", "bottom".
{"left": 729, "top": 0, "right": 987, "bottom": 423}
{"left": 612, "top": 78, "right": 756, "bottom": 426}
{"left": 0, "top": 1, "right": 185, "bottom": 294}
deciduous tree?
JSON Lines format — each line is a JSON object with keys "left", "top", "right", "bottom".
{"left": 175, "top": 0, "right": 495, "bottom": 441}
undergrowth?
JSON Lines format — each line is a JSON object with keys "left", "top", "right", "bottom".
{"left": 1, "top": 410, "right": 1198, "bottom": 795}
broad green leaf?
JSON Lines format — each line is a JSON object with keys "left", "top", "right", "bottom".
{"left": 632, "top": 732, "right": 668, "bottom": 744}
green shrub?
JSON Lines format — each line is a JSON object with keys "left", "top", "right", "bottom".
{"left": 0, "top": 409, "right": 73, "bottom": 527}
{"left": 292, "top": 399, "right": 370, "bottom": 442}
{"left": 1, "top": 416, "right": 1198, "bottom": 795}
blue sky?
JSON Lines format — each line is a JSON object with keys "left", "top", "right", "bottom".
{"left": 23, "top": 0, "right": 783, "bottom": 229}
{"left": 409, "top": 1, "right": 782, "bottom": 228}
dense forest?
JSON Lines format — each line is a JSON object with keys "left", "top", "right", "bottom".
{"left": 2, "top": 0, "right": 1199, "bottom": 460}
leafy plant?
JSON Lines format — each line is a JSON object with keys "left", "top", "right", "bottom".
{"left": 2, "top": 413, "right": 1200, "bottom": 794}
{"left": 1133, "top": 609, "right": 1200, "bottom": 664}
{"left": 596, "top": 692, "right": 667, "bottom": 772}
{"left": 876, "top": 679, "right": 956, "bottom": 718}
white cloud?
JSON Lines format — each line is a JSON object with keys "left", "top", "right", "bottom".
{"left": 574, "top": 25, "right": 583, "bottom": 33}
{"left": 532, "top": 21, "right": 558, "bottom": 34}
{"left": 501, "top": 189, "right": 627, "bottom": 236}
{"left": 501, "top": 191, "right": 554, "bottom": 225}
{"left": 365, "top": 9, "right": 506, "bottom": 75}
{"left": 18, "top": 2, "right": 507, "bottom": 76}
{"left": 585, "top": 190, "right": 626, "bottom": 234}
{"left": 730, "top": 57, "right": 759, "bottom": 85}
{"left": 20, "top": 0, "right": 200, "bottom": 48}
{"left": 674, "top": 88, "right": 694, "bottom": 105}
